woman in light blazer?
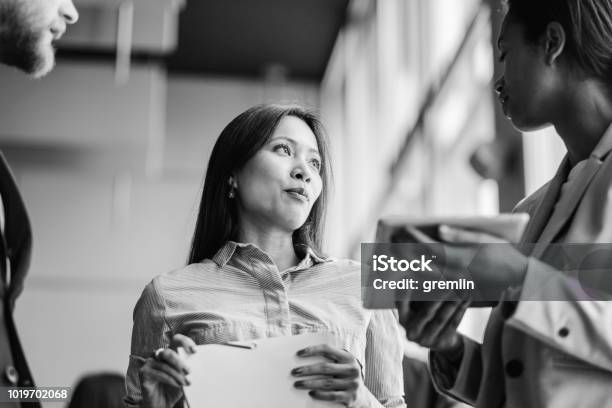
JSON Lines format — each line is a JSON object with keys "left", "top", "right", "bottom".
{"left": 398, "top": 0, "right": 612, "bottom": 407}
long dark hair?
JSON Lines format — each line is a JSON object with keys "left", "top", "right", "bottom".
{"left": 503, "top": 0, "right": 612, "bottom": 90}
{"left": 188, "top": 104, "right": 331, "bottom": 264}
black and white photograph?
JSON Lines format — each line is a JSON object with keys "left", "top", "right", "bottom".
{"left": 1, "top": 0, "right": 611, "bottom": 407}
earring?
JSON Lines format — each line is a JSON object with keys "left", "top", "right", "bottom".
{"left": 228, "top": 177, "right": 236, "bottom": 199}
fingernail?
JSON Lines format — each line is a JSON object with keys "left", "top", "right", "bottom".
{"left": 183, "top": 368, "right": 190, "bottom": 375}
{"left": 185, "top": 378, "right": 191, "bottom": 386}
{"left": 291, "top": 367, "right": 302, "bottom": 376}
{"left": 294, "top": 381, "right": 304, "bottom": 388}
{"left": 296, "top": 348, "right": 307, "bottom": 356}
{"left": 189, "top": 346, "right": 197, "bottom": 353}
{"left": 309, "top": 390, "right": 317, "bottom": 397}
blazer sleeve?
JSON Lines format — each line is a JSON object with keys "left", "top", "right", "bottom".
{"left": 507, "top": 257, "right": 612, "bottom": 372}
{"left": 429, "top": 334, "right": 482, "bottom": 406}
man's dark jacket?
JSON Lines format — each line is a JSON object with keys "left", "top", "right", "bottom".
{"left": 0, "top": 153, "right": 40, "bottom": 407}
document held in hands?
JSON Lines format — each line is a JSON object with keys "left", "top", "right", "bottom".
{"left": 178, "top": 333, "right": 339, "bottom": 408}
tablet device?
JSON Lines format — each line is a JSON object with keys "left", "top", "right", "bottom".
{"left": 376, "top": 213, "right": 530, "bottom": 244}
{"left": 371, "top": 213, "right": 530, "bottom": 308}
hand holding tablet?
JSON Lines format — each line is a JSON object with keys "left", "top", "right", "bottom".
{"left": 364, "top": 213, "right": 531, "bottom": 308}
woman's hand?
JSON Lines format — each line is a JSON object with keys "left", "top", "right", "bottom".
{"left": 396, "top": 298, "right": 470, "bottom": 357}
{"left": 390, "top": 224, "right": 528, "bottom": 302}
{"left": 139, "top": 334, "right": 197, "bottom": 408}
{"left": 292, "top": 344, "right": 369, "bottom": 407}
{"left": 438, "top": 225, "right": 529, "bottom": 299}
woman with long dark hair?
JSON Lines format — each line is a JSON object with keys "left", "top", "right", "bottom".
{"left": 125, "top": 104, "right": 406, "bottom": 408}
{"left": 398, "top": 0, "right": 612, "bottom": 406}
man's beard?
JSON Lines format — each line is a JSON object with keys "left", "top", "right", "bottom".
{"left": 0, "top": 2, "right": 54, "bottom": 77}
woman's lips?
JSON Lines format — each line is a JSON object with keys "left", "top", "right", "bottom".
{"left": 285, "top": 188, "right": 309, "bottom": 202}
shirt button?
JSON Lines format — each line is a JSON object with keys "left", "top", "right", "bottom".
{"left": 505, "top": 359, "right": 523, "bottom": 378}
{"left": 4, "top": 365, "right": 18, "bottom": 385}
{"left": 558, "top": 327, "right": 569, "bottom": 338}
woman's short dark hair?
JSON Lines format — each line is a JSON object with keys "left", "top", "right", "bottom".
{"left": 188, "top": 104, "right": 331, "bottom": 264}
{"left": 503, "top": 0, "right": 612, "bottom": 87}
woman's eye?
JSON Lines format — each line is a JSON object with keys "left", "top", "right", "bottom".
{"left": 274, "top": 144, "right": 292, "bottom": 155}
{"left": 310, "top": 158, "right": 321, "bottom": 171}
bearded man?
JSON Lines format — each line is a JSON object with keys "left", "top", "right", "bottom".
{"left": 0, "top": 0, "right": 78, "bottom": 77}
{"left": 0, "top": 0, "right": 78, "bottom": 404}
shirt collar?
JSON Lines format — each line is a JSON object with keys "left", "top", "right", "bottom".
{"left": 211, "top": 241, "right": 330, "bottom": 269}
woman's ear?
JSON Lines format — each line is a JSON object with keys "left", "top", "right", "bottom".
{"left": 543, "top": 22, "right": 566, "bottom": 65}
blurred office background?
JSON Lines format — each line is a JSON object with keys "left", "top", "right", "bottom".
{"left": 0, "top": 0, "right": 566, "bottom": 402}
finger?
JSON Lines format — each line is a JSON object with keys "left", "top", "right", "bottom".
{"left": 439, "top": 298, "right": 471, "bottom": 342}
{"left": 308, "top": 390, "right": 348, "bottom": 404}
{"left": 170, "top": 334, "right": 197, "bottom": 354}
{"left": 155, "top": 348, "right": 190, "bottom": 375}
{"left": 420, "top": 299, "right": 469, "bottom": 348}
{"left": 292, "top": 362, "right": 359, "bottom": 379}
{"left": 141, "top": 361, "right": 187, "bottom": 387}
{"left": 405, "top": 300, "right": 447, "bottom": 341}
{"left": 437, "top": 244, "right": 480, "bottom": 280}
{"left": 439, "top": 225, "right": 506, "bottom": 244}
{"left": 400, "top": 226, "right": 446, "bottom": 260}
{"left": 418, "top": 301, "right": 461, "bottom": 346}
{"left": 148, "top": 359, "right": 190, "bottom": 386}
{"left": 404, "top": 226, "right": 437, "bottom": 243}
{"left": 294, "top": 377, "right": 359, "bottom": 391}
{"left": 296, "top": 344, "right": 353, "bottom": 363}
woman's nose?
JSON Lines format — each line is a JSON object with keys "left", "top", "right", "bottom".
{"left": 291, "top": 163, "right": 312, "bottom": 183}
{"left": 494, "top": 77, "right": 505, "bottom": 95}
{"left": 60, "top": 0, "right": 79, "bottom": 24}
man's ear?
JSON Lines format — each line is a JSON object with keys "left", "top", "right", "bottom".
{"left": 543, "top": 22, "right": 566, "bottom": 65}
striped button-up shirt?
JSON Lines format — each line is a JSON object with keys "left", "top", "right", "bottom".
{"left": 125, "top": 241, "right": 406, "bottom": 407}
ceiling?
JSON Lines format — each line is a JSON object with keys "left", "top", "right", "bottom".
{"left": 167, "top": 0, "right": 349, "bottom": 81}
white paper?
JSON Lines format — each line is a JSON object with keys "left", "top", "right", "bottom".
{"left": 178, "top": 333, "right": 340, "bottom": 408}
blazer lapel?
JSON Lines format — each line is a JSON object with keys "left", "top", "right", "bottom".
{"left": 533, "top": 158, "right": 601, "bottom": 250}
{"left": 529, "top": 123, "right": 612, "bottom": 256}
{"left": 520, "top": 157, "right": 570, "bottom": 244}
